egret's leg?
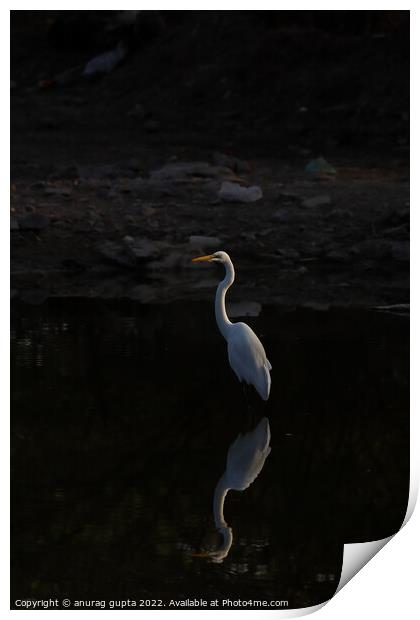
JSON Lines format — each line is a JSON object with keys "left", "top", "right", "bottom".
{"left": 241, "top": 382, "right": 256, "bottom": 427}
{"left": 241, "top": 382, "right": 249, "bottom": 409}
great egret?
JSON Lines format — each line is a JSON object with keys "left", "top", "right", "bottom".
{"left": 192, "top": 251, "right": 272, "bottom": 400}
{"left": 193, "top": 417, "right": 271, "bottom": 562}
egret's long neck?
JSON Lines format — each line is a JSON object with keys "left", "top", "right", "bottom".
{"left": 213, "top": 473, "right": 229, "bottom": 530}
{"left": 215, "top": 260, "right": 235, "bottom": 339}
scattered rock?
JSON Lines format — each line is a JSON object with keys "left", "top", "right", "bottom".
{"left": 278, "top": 190, "right": 301, "bottom": 202}
{"left": 98, "top": 240, "right": 135, "bottom": 269}
{"left": 144, "top": 119, "right": 160, "bottom": 133}
{"left": 151, "top": 161, "right": 236, "bottom": 183}
{"left": 148, "top": 252, "right": 184, "bottom": 270}
{"left": 377, "top": 206, "right": 409, "bottom": 228}
{"left": 124, "top": 158, "right": 142, "bottom": 172}
{"left": 39, "top": 117, "right": 62, "bottom": 130}
{"left": 391, "top": 241, "right": 409, "bottom": 261}
{"left": 303, "top": 301, "right": 331, "bottom": 311}
{"left": 141, "top": 205, "right": 158, "bottom": 218}
{"left": 127, "top": 103, "right": 146, "bottom": 119}
{"left": 77, "top": 164, "right": 118, "bottom": 179}
{"left": 191, "top": 277, "right": 221, "bottom": 289}
{"left": 124, "top": 236, "right": 162, "bottom": 262}
{"left": 218, "top": 181, "right": 263, "bottom": 203}
{"left": 240, "top": 232, "right": 257, "bottom": 241}
{"left": 276, "top": 248, "right": 301, "bottom": 261}
{"left": 212, "top": 152, "right": 251, "bottom": 174}
{"left": 227, "top": 301, "right": 261, "bottom": 317}
{"left": 325, "top": 249, "right": 351, "bottom": 263}
{"left": 54, "top": 66, "right": 82, "bottom": 86}
{"left": 44, "top": 186, "right": 72, "bottom": 197}
{"left": 331, "top": 208, "right": 353, "bottom": 219}
{"left": 62, "top": 96, "right": 87, "bottom": 106}
{"left": 302, "top": 194, "right": 331, "bottom": 208}
{"left": 49, "top": 165, "right": 78, "bottom": 180}
{"left": 61, "top": 258, "right": 86, "bottom": 272}
{"left": 351, "top": 239, "right": 393, "bottom": 259}
{"left": 288, "top": 144, "right": 311, "bottom": 155}
{"left": 382, "top": 224, "right": 409, "bottom": 239}
{"left": 272, "top": 210, "right": 292, "bottom": 223}
{"left": 19, "top": 213, "right": 50, "bottom": 231}
{"left": 259, "top": 227, "right": 276, "bottom": 237}
{"left": 38, "top": 79, "right": 56, "bottom": 90}
{"left": 305, "top": 242, "right": 325, "bottom": 258}
{"left": 189, "top": 235, "right": 222, "bottom": 251}
{"left": 131, "top": 284, "right": 158, "bottom": 303}
{"left": 117, "top": 178, "right": 146, "bottom": 193}
{"left": 19, "top": 289, "right": 49, "bottom": 305}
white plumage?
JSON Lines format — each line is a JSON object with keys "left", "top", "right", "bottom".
{"left": 192, "top": 417, "right": 271, "bottom": 562}
{"left": 192, "top": 251, "right": 272, "bottom": 400}
{"left": 224, "top": 416, "right": 272, "bottom": 490}
{"left": 227, "top": 322, "right": 272, "bottom": 401}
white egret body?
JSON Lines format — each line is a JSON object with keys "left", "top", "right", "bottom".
{"left": 192, "top": 251, "right": 272, "bottom": 400}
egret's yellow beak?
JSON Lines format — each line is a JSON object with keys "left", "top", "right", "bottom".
{"left": 192, "top": 254, "right": 213, "bottom": 263}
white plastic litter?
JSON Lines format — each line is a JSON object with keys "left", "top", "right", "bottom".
{"left": 83, "top": 43, "right": 127, "bottom": 77}
{"left": 218, "top": 181, "right": 263, "bottom": 203}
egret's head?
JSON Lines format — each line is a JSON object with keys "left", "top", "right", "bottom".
{"left": 190, "top": 526, "right": 233, "bottom": 563}
{"left": 192, "top": 251, "right": 230, "bottom": 264}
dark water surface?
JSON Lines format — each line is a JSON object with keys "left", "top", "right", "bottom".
{"left": 11, "top": 300, "right": 409, "bottom": 609}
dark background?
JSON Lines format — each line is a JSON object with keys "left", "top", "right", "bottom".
{"left": 11, "top": 10, "right": 409, "bottom": 152}
{"left": 10, "top": 11, "right": 410, "bottom": 610}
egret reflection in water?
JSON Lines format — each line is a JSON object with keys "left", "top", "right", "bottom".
{"left": 11, "top": 301, "right": 409, "bottom": 606}
{"left": 194, "top": 416, "right": 272, "bottom": 563}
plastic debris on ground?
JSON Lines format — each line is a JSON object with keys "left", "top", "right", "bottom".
{"left": 305, "top": 157, "right": 336, "bottom": 179}
{"left": 218, "top": 181, "right": 263, "bottom": 203}
{"left": 83, "top": 43, "right": 127, "bottom": 77}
